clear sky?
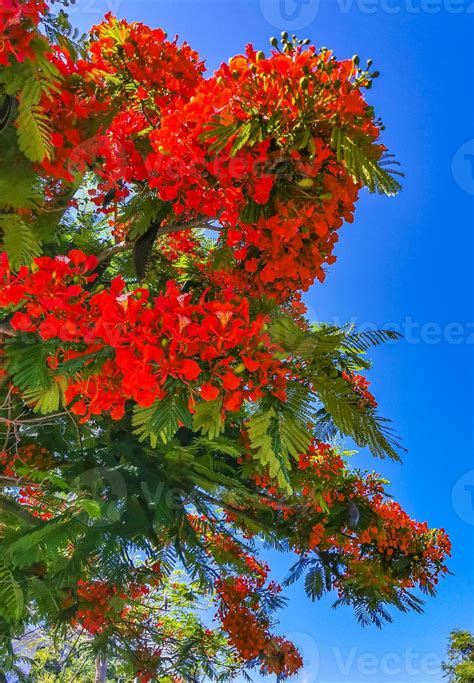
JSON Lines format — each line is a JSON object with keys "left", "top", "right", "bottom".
{"left": 71, "top": 1, "right": 473, "bottom": 680}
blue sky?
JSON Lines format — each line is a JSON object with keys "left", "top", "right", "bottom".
{"left": 71, "top": 1, "right": 473, "bottom": 680}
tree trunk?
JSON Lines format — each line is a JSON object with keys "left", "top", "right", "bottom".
{"left": 95, "top": 653, "right": 107, "bottom": 683}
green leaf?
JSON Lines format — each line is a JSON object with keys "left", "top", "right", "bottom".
{"left": 192, "top": 400, "right": 224, "bottom": 440}
{"left": 275, "top": 407, "right": 312, "bottom": 459}
{"left": 121, "top": 197, "right": 170, "bottom": 241}
{"left": 5, "top": 342, "right": 52, "bottom": 391}
{"left": 22, "top": 377, "right": 67, "bottom": 415}
{"left": 79, "top": 499, "right": 102, "bottom": 519}
{"left": 331, "top": 127, "right": 402, "bottom": 196}
{"left": 314, "top": 378, "right": 403, "bottom": 460}
{"left": 7, "top": 521, "right": 72, "bottom": 567}
{"left": 269, "top": 318, "right": 404, "bottom": 459}
{"left": 247, "top": 409, "right": 292, "bottom": 494}
{"left": 342, "top": 328, "right": 402, "bottom": 353}
{"left": 304, "top": 567, "right": 326, "bottom": 601}
{"left": 132, "top": 394, "right": 192, "bottom": 447}
{"left": 16, "top": 79, "right": 53, "bottom": 163}
{"left": 0, "top": 166, "right": 42, "bottom": 210}
{"left": 0, "top": 556, "right": 24, "bottom": 623}
{"left": 0, "top": 214, "right": 42, "bottom": 269}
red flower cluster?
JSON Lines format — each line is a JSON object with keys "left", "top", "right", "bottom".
{"left": 186, "top": 513, "right": 302, "bottom": 675}
{"left": 303, "top": 444, "right": 450, "bottom": 593}
{"left": 248, "top": 441, "right": 451, "bottom": 596}
{"left": 0, "top": 0, "right": 46, "bottom": 66}
{"left": 0, "top": 444, "right": 54, "bottom": 520}
{"left": 216, "top": 575, "right": 302, "bottom": 676}
{"left": 73, "top": 579, "right": 123, "bottom": 634}
{"left": 0, "top": 11, "right": 451, "bottom": 679}
{"left": 5, "top": 14, "right": 384, "bottom": 300}
{"left": 145, "top": 44, "right": 374, "bottom": 298}
{"left": 342, "top": 370, "right": 378, "bottom": 408}
{"left": 0, "top": 250, "right": 288, "bottom": 421}
{"left": 72, "top": 578, "right": 149, "bottom": 635}
{"left": 38, "top": 13, "right": 204, "bottom": 183}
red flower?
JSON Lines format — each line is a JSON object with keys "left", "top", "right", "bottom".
{"left": 200, "top": 383, "right": 220, "bottom": 401}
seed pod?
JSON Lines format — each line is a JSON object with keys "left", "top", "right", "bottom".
{"left": 299, "top": 76, "right": 309, "bottom": 90}
{"left": 348, "top": 501, "right": 360, "bottom": 529}
{"left": 298, "top": 178, "right": 314, "bottom": 188}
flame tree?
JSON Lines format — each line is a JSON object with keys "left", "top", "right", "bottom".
{"left": 0, "top": 2, "right": 450, "bottom": 680}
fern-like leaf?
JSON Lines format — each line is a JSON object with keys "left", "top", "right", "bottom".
{"left": 192, "top": 400, "right": 224, "bottom": 441}
{"left": 0, "top": 557, "right": 24, "bottom": 624}
{"left": 331, "top": 127, "right": 402, "bottom": 196}
{"left": 132, "top": 394, "right": 192, "bottom": 447}
{"left": 22, "top": 376, "right": 67, "bottom": 415}
{"left": 0, "top": 214, "right": 42, "bottom": 270}
{"left": 247, "top": 409, "right": 292, "bottom": 494}
{"left": 16, "top": 79, "right": 53, "bottom": 163}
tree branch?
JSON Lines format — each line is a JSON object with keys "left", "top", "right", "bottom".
{"left": 97, "top": 218, "right": 220, "bottom": 263}
{"left": 0, "top": 323, "right": 16, "bottom": 337}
